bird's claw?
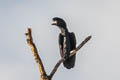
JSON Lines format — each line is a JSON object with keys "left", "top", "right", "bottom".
{"left": 63, "top": 54, "right": 69, "bottom": 60}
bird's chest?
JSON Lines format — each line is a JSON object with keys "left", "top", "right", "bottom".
{"left": 61, "top": 35, "right": 71, "bottom": 54}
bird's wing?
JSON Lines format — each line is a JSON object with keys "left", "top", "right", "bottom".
{"left": 62, "top": 32, "right": 76, "bottom": 69}
{"left": 69, "top": 32, "right": 76, "bottom": 50}
{"left": 59, "top": 34, "right": 64, "bottom": 57}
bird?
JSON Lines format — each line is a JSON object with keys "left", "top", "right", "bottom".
{"left": 52, "top": 17, "right": 76, "bottom": 69}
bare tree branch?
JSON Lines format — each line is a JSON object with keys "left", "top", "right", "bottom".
{"left": 49, "top": 59, "right": 64, "bottom": 78}
{"left": 25, "top": 28, "right": 47, "bottom": 77}
{"left": 49, "top": 35, "right": 92, "bottom": 78}
{"left": 70, "top": 36, "right": 92, "bottom": 56}
{"left": 25, "top": 28, "right": 91, "bottom": 80}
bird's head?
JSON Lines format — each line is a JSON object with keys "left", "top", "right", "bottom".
{"left": 52, "top": 17, "right": 67, "bottom": 29}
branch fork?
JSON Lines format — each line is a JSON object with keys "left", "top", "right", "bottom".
{"left": 25, "top": 28, "right": 91, "bottom": 80}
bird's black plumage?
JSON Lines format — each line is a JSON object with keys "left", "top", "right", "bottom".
{"left": 52, "top": 17, "right": 76, "bottom": 69}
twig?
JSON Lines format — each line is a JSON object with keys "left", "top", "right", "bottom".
{"left": 25, "top": 28, "right": 47, "bottom": 78}
{"left": 49, "top": 35, "right": 92, "bottom": 78}
{"left": 70, "top": 36, "right": 92, "bottom": 56}
{"left": 49, "top": 59, "right": 64, "bottom": 78}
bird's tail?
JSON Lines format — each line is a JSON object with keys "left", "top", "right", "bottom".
{"left": 63, "top": 54, "right": 76, "bottom": 69}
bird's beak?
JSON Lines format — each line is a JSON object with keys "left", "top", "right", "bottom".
{"left": 51, "top": 20, "right": 57, "bottom": 25}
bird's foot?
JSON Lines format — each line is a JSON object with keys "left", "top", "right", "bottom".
{"left": 63, "top": 54, "right": 69, "bottom": 60}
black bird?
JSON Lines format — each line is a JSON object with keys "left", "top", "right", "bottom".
{"left": 52, "top": 17, "right": 76, "bottom": 69}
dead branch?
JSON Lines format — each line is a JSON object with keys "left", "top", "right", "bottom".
{"left": 70, "top": 36, "right": 92, "bottom": 56}
{"left": 25, "top": 28, "right": 48, "bottom": 80}
{"left": 25, "top": 28, "right": 91, "bottom": 80}
{"left": 49, "top": 59, "right": 64, "bottom": 78}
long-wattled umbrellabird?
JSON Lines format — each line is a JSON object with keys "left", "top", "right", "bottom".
{"left": 52, "top": 17, "right": 76, "bottom": 69}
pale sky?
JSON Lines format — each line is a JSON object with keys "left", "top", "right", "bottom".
{"left": 0, "top": 0, "right": 120, "bottom": 80}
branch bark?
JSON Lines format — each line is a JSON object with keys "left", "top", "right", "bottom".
{"left": 25, "top": 28, "right": 48, "bottom": 80}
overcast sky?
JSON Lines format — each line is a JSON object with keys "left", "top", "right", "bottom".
{"left": 0, "top": 0, "right": 120, "bottom": 80}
